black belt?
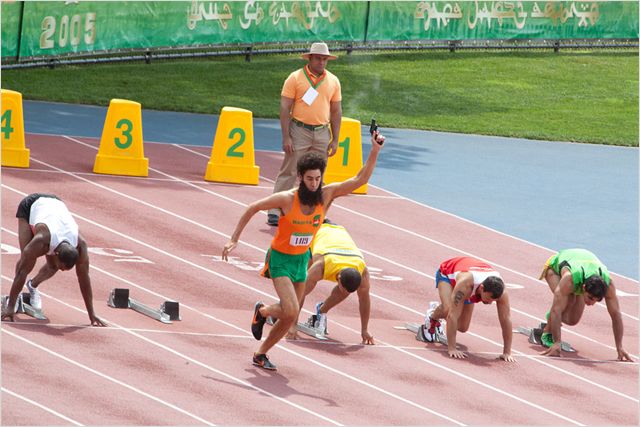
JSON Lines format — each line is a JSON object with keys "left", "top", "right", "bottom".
{"left": 292, "top": 118, "right": 328, "bottom": 131}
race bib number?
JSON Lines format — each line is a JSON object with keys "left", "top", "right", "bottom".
{"left": 290, "top": 233, "right": 312, "bottom": 247}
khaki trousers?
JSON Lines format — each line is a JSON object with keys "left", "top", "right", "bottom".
{"left": 268, "top": 121, "right": 330, "bottom": 216}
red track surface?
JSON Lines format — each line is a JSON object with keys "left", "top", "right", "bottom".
{"left": 1, "top": 134, "right": 638, "bottom": 425}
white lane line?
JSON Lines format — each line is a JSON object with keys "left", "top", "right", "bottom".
{"left": 1, "top": 330, "right": 216, "bottom": 426}
{"left": 9, "top": 167, "right": 276, "bottom": 188}
{"left": 170, "top": 143, "right": 278, "bottom": 184}
{"left": 9, "top": 312, "right": 636, "bottom": 367}
{"left": 2, "top": 387, "right": 84, "bottom": 426}
{"left": 5, "top": 319, "right": 638, "bottom": 366}
{"left": 3, "top": 321, "right": 253, "bottom": 339}
{"left": 171, "top": 143, "right": 209, "bottom": 158}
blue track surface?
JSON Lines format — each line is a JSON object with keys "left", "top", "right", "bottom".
{"left": 22, "top": 101, "right": 639, "bottom": 278}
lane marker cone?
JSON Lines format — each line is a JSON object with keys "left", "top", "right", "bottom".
{"left": 94, "top": 99, "right": 148, "bottom": 177}
{"left": 1, "top": 89, "right": 30, "bottom": 168}
{"left": 205, "top": 106, "right": 259, "bottom": 185}
{"left": 324, "top": 117, "right": 366, "bottom": 194}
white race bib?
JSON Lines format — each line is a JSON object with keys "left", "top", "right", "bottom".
{"left": 290, "top": 233, "right": 312, "bottom": 247}
{"left": 301, "top": 87, "right": 319, "bottom": 106}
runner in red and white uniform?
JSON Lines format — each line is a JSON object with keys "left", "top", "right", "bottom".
{"left": 419, "top": 256, "right": 514, "bottom": 361}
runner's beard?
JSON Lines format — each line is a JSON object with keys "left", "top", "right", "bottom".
{"left": 298, "top": 180, "right": 323, "bottom": 207}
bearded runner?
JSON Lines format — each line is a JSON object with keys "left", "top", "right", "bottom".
{"left": 223, "top": 129, "right": 385, "bottom": 371}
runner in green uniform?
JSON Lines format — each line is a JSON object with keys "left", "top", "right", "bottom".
{"left": 539, "top": 249, "right": 633, "bottom": 361}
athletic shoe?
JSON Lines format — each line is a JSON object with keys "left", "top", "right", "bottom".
{"left": 252, "top": 353, "right": 277, "bottom": 371}
{"left": 424, "top": 301, "right": 438, "bottom": 325}
{"left": 267, "top": 214, "right": 279, "bottom": 226}
{"left": 434, "top": 318, "right": 444, "bottom": 336}
{"left": 314, "top": 302, "right": 327, "bottom": 335}
{"left": 423, "top": 301, "right": 443, "bottom": 342}
{"left": 422, "top": 321, "right": 436, "bottom": 343}
{"left": 26, "top": 279, "right": 42, "bottom": 310}
{"left": 251, "top": 302, "right": 266, "bottom": 340}
{"left": 541, "top": 332, "right": 554, "bottom": 348}
{"left": 416, "top": 324, "right": 430, "bottom": 342}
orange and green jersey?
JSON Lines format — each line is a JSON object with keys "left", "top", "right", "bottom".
{"left": 271, "top": 191, "right": 324, "bottom": 255}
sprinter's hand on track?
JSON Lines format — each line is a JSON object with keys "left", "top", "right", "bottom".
{"left": 541, "top": 342, "right": 562, "bottom": 357}
{"left": 222, "top": 240, "right": 237, "bottom": 261}
{"left": 448, "top": 349, "right": 467, "bottom": 359}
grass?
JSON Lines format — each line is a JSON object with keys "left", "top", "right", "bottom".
{"left": 2, "top": 49, "right": 638, "bottom": 146}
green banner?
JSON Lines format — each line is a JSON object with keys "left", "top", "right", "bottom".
{"left": 10, "top": 1, "right": 640, "bottom": 59}
{"left": 18, "top": 1, "right": 367, "bottom": 58}
{"left": 367, "top": 1, "right": 639, "bottom": 41}
{"left": 1, "top": 1, "right": 23, "bottom": 59}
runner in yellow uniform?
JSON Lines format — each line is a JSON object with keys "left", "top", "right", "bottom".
{"left": 288, "top": 223, "right": 374, "bottom": 345}
{"left": 223, "top": 130, "right": 385, "bottom": 370}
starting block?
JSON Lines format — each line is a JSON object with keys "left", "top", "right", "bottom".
{"left": 515, "top": 323, "right": 575, "bottom": 352}
{"left": 107, "top": 288, "right": 180, "bottom": 324}
{"left": 298, "top": 314, "right": 328, "bottom": 340}
{"left": 265, "top": 314, "right": 328, "bottom": 340}
{"left": 399, "top": 322, "right": 446, "bottom": 344}
{"left": 1, "top": 293, "right": 47, "bottom": 320}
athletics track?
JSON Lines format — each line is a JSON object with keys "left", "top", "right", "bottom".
{"left": 1, "top": 130, "right": 638, "bottom": 425}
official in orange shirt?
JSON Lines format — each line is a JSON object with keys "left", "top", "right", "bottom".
{"left": 267, "top": 42, "right": 342, "bottom": 226}
{"left": 223, "top": 130, "right": 385, "bottom": 371}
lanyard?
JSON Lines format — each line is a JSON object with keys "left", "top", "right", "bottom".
{"left": 303, "top": 65, "right": 326, "bottom": 90}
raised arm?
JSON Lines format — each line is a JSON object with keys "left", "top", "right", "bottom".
{"left": 76, "top": 237, "right": 105, "bottom": 326}
{"left": 323, "top": 131, "right": 385, "bottom": 201}
{"left": 496, "top": 291, "right": 515, "bottom": 362}
{"left": 604, "top": 280, "right": 634, "bottom": 361}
